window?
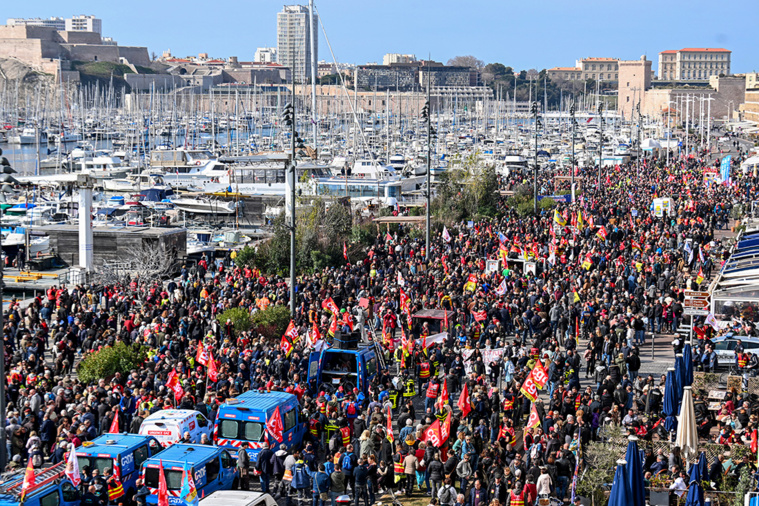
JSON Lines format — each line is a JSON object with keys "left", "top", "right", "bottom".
{"left": 366, "top": 357, "right": 377, "bottom": 376}
{"left": 145, "top": 468, "right": 183, "bottom": 490}
{"left": 206, "top": 458, "right": 220, "bottom": 483}
{"left": 39, "top": 490, "right": 60, "bottom": 506}
{"left": 243, "top": 422, "right": 265, "bottom": 442}
{"left": 196, "top": 414, "right": 209, "bottom": 428}
{"left": 62, "top": 482, "right": 80, "bottom": 502}
{"left": 77, "top": 456, "right": 116, "bottom": 475}
{"left": 283, "top": 408, "right": 297, "bottom": 431}
{"left": 220, "top": 420, "right": 239, "bottom": 439}
{"left": 221, "top": 451, "right": 235, "bottom": 469}
{"left": 133, "top": 446, "right": 149, "bottom": 468}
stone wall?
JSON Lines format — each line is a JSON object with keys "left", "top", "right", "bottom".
{"left": 57, "top": 31, "right": 102, "bottom": 44}
{"left": 117, "top": 46, "right": 150, "bottom": 66}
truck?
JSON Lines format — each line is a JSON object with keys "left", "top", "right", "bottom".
{"left": 76, "top": 434, "right": 164, "bottom": 499}
{"left": 213, "top": 390, "right": 305, "bottom": 464}
{"left": 141, "top": 444, "right": 237, "bottom": 504}
{"left": 0, "top": 462, "right": 80, "bottom": 506}
{"left": 307, "top": 331, "right": 387, "bottom": 395}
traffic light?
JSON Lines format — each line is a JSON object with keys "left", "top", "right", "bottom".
{"left": 282, "top": 104, "right": 294, "bottom": 126}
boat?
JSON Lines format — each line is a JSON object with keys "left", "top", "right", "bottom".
{"left": 103, "top": 172, "right": 171, "bottom": 193}
{"left": 7, "top": 127, "right": 45, "bottom": 145}
{"left": 171, "top": 197, "right": 236, "bottom": 215}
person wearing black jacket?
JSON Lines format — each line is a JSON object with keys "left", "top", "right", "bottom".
{"left": 709, "top": 455, "right": 724, "bottom": 489}
{"left": 256, "top": 442, "right": 274, "bottom": 494}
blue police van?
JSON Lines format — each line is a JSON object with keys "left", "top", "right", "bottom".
{"left": 213, "top": 390, "right": 305, "bottom": 464}
{"left": 141, "top": 444, "right": 237, "bottom": 504}
{"left": 76, "top": 434, "right": 163, "bottom": 498}
{"left": 0, "top": 462, "right": 79, "bottom": 506}
{"left": 307, "top": 332, "right": 386, "bottom": 395}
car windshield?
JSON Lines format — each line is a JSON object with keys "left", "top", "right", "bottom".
{"left": 144, "top": 468, "right": 184, "bottom": 490}
{"left": 77, "top": 456, "right": 115, "bottom": 475}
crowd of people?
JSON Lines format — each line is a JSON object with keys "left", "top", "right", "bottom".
{"left": 4, "top": 133, "right": 759, "bottom": 506}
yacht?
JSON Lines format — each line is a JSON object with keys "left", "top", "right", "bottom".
{"left": 171, "top": 197, "right": 236, "bottom": 215}
{"left": 7, "top": 127, "right": 44, "bottom": 145}
{"left": 103, "top": 172, "right": 171, "bottom": 193}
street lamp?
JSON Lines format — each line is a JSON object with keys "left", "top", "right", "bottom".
{"left": 597, "top": 103, "right": 604, "bottom": 187}
{"left": 420, "top": 92, "right": 435, "bottom": 261}
{"left": 531, "top": 102, "right": 540, "bottom": 214}
{"left": 0, "top": 148, "right": 19, "bottom": 471}
{"left": 570, "top": 103, "right": 577, "bottom": 202}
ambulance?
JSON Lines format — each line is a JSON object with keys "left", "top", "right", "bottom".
{"left": 139, "top": 409, "right": 213, "bottom": 447}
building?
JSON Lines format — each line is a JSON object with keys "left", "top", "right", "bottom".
{"left": 738, "top": 72, "right": 759, "bottom": 90}
{"left": 6, "top": 17, "right": 66, "bottom": 30}
{"left": 65, "top": 15, "right": 101, "bottom": 34}
{"left": 383, "top": 53, "right": 416, "bottom": 65}
{"left": 547, "top": 57, "right": 619, "bottom": 83}
{"left": 7, "top": 15, "right": 102, "bottom": 34}
{"left": 618, "top": 55, "right": 745, "bottom": 123}
{"left": 355, "top": 61, "right": 478, "bottom": 91}
{"left": 276, "top": 5, "right": 318, "bottom": 84}
{"left": 0, "top": 24, "right": 150, "bottom": 77}
{"left": 578, "top": 58, "right": 619, "bottom": 81}
{"left": 741, "top": 89, "right": 759, "bottom": 123}
{"left": 547, "top": 67, "right": 583, "bottom": 81}
{"left": 658, "top": 48, "right": 731, "bottom": 81}
{"left": 254, "top": 47, "right": 277, "bottom": 64}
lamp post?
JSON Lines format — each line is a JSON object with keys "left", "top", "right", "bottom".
{"left": 531, "top": 101, "right": 540, "bottom": 214}
{"left": 597, "top": 102, "right": 604, "bottom": 187}
{"left": 282, "top": 89, "right": 298, "bottom": 317}
{"left": 636, "top": 103, "right": 642, "bottom": 175}
{"left": 0, "top": 148, "right": 20, "bottom": 471}
{"left": 420, "top": 70, "right": 434, "bottom": 261}
{"left": 570, "top": 103, "right": 577, "bottom": 202}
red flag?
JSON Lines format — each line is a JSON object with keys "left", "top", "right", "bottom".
{"left": 443, "top": 309, "right": 449, "bottom": 331}
{"left": 281, "top": 334, "right": 294, "bottom": 357}
{"left": 267, "top": 405, "right": 284, "bottom": 442}
{"left": 328, "top": 315, "right": 338, "bottom": 337}
{"left": 283, "top": 320, "right": 299, "bottom": 343}
{"left": 386, "top": 407, "right": 394, "bottom": 443}
{"left": 343, "top": 242, "right": 348, "bottom": 261}
{"left": 472, "top": 310, "right": 487, "bottom": 322}
{"left": 421, "top": 418, "right": 443, "bottom": 447}
{"left": 457, "top": 382, "right": 472, "bottom": 418}
{"left": 437, "top": 379, "right": 449, "bottom": 410}
{"left": 526, "top": 404, "right": 541, "bottom": 429}
{"left": 109, "top": 412, "right": 120, "bottom": 434}
{"left": 440, "top": 411, "right": 451, "bottom": 443}
{"left": 531, "top": 360, "right": 549, "bottom": 389}
{"left": 751, "top": 429, "right": 758, "bottom": 454}
{"left": 520, "top": 371, "right": 539, "bottom": 402}
{"left": 341, "top": 312, "right": 354, "bottom": 331}
{"left": 157, "top": 460, "right": 169, "bottom": 506}
{"left": 20, "top": 457, "right": 35, "bottom": 502}
{"left": 207, "top": 351, "right": 219, "bottom": 382}
{"left": 195, "top": 344, "right": 209, "bottom": 366}
{"left": 321, "top": 297, "right": 339, "bottom": 315}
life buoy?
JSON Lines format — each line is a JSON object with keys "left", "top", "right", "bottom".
{"left": 195, "top": 161, "right": 202, "bottom": 166}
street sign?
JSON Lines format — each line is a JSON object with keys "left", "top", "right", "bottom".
{"left": 684, "top": 308, "right": 708, "bottom": 316}
{"left": 684, "top": 299, "right": 710, "bottom": 308}
{"left": 684, "top": 290, "right": 710, "bottom": 298}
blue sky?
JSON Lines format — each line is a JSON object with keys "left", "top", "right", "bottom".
{"left": 7, "top": 0, "right": 758, "bottom": 73}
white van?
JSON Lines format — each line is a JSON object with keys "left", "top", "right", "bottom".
{"left": 138, "top": 409, "right": 211, "bottom": 447}
{"left": 200, "top": 491, "right": 278, "bottom": 506}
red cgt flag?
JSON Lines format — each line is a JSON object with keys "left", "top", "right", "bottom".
{"left": 457, "top": 382, "right": 472, "bottom": 418}
{"left": 440, "top": 411, "right": 451, "bottom": 443}
{"left": 20, "top": 457, "right": 35, "bottom": 503}
{"left": 532, "top": 360, "right": 549, "bottom": 389}
{"left": 437, "top": 378, "right": 449, "bottom": 410}
{"left": 267, "top": 405, "right": 284, "bottom": 442}
{"left": 207, "top": 351, "right": 219, "bottom": 382}
{"left": 321, "top": 297, "right": 339, "bottom": 315}
{"left": 421, "top": 418, "right": 443, "bottom": 447}
{"left": 108, "top": 411, "right": 120, "bottom": 434}
{"left": 195, "top": 344, "right": 209, "bottom": 366}
{"left": 343, "top": 242, "right": 348, "bottom": 261}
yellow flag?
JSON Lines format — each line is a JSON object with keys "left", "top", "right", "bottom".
{"left": 554, "top": 209, "right": 567, "bottom": 226}
{"left": 577, "top": 210, "right": 584, "bottom": 230}
{"left": 573, "top": 291, "right": 581, "bottom": 303}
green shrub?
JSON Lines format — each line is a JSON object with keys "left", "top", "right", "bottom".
{"left": 234, "top": 245, "right": 256, "bottom": 269}
{"left": 217, "top": 307, "right": 253, "bottom": 334}
{"left": 250, "top": 305, "right": 291, "bottom": 340}
{"left": 77, "top": 342, "right": 149, "bottom": 384}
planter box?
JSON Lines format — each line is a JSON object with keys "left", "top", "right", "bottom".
{"left": 650, "top": 489, "right": 670, "bottom": 506}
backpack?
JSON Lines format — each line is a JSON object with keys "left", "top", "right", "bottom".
{"left": 346, "top": 402, "right": 357, "bottom": 416}
{"left": 439, "top": 485, "right": 455, "bottom": 505}
{"left": 342, "top": 454, "right": 354, "bottom": 473}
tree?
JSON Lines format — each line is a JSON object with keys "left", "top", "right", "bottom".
{"left": 125, "top": 241, "right": 176, "bottom": 280}
{"left": 250, "top": 305, "right": 291, "bottom": 341}
{"left": 217, "top": 307, "right": 252, "bottom": 334}
{"left": 446, "top": 55, "right": 484, "bottom": 69}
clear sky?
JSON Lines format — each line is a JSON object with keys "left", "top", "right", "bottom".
{"left": 7, "top": 0, "right": 758, "bottom": 73}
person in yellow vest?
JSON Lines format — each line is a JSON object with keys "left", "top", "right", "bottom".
{"left": 737, "top": 351, "right": 749, "bottom": 370}
{"left": 508, "top": 481, "right": 527, "bottom": 506}
{"left": 417, "top": 359, "right": 431, "bottom": 392}
{"left": 403, "top": 375, "right": 416, "bottom": 399}
{"left": 105, "top": 468, "right": 125, "bottom": 505}
{"left": 425, "top": 378, "right": 440, "bottom": 413}
{"left": 339, "top": 421, "right": 352, "bottom": 448}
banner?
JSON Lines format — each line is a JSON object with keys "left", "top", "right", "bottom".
{"left": 532, "top": 360, "right": 549, "bottom": 389}
{"left": 720, "top": 155, "right": 732, "bottom": 184}
{"left": 462, "top": 349, "right": 505, "bottom": 375}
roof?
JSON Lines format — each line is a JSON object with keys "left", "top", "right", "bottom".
{"left": 660, "top": 48, "right": 731, "bottom": 54}
{"left": 78, "top": 434, "right": 157, "bottom": 454}
{"left": 549, "top": 67, "right": 580, "bottom": 71}
{"left": 144, "top": 409, "right": 199, "bottom": 422}
{"left": 228, "top": 390, "right": 298, "bottom": 410}
{"left": 201, "top": 491, "right": 277, "bottom": 506}
{"left": 582, "top": 57, "right": 619, "bottom": 61}
{"left": 144, "top": 444, "right": 221, "bottom": 467}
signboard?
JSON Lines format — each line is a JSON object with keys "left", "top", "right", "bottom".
{"left": 684, "top": 308, "right": 708, "bottom": 316}
{"left": 684, "top": 299, "right": 709, "bottom": 308}
{"left": 486, "top": 259, "right": 500, "bottom": 274}
{"left": 684, "top": 291, "right": 710, "bottom": 298}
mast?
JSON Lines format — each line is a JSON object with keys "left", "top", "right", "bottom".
{"left": 309, "top": 0, "right": 318, "bottom": 153}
